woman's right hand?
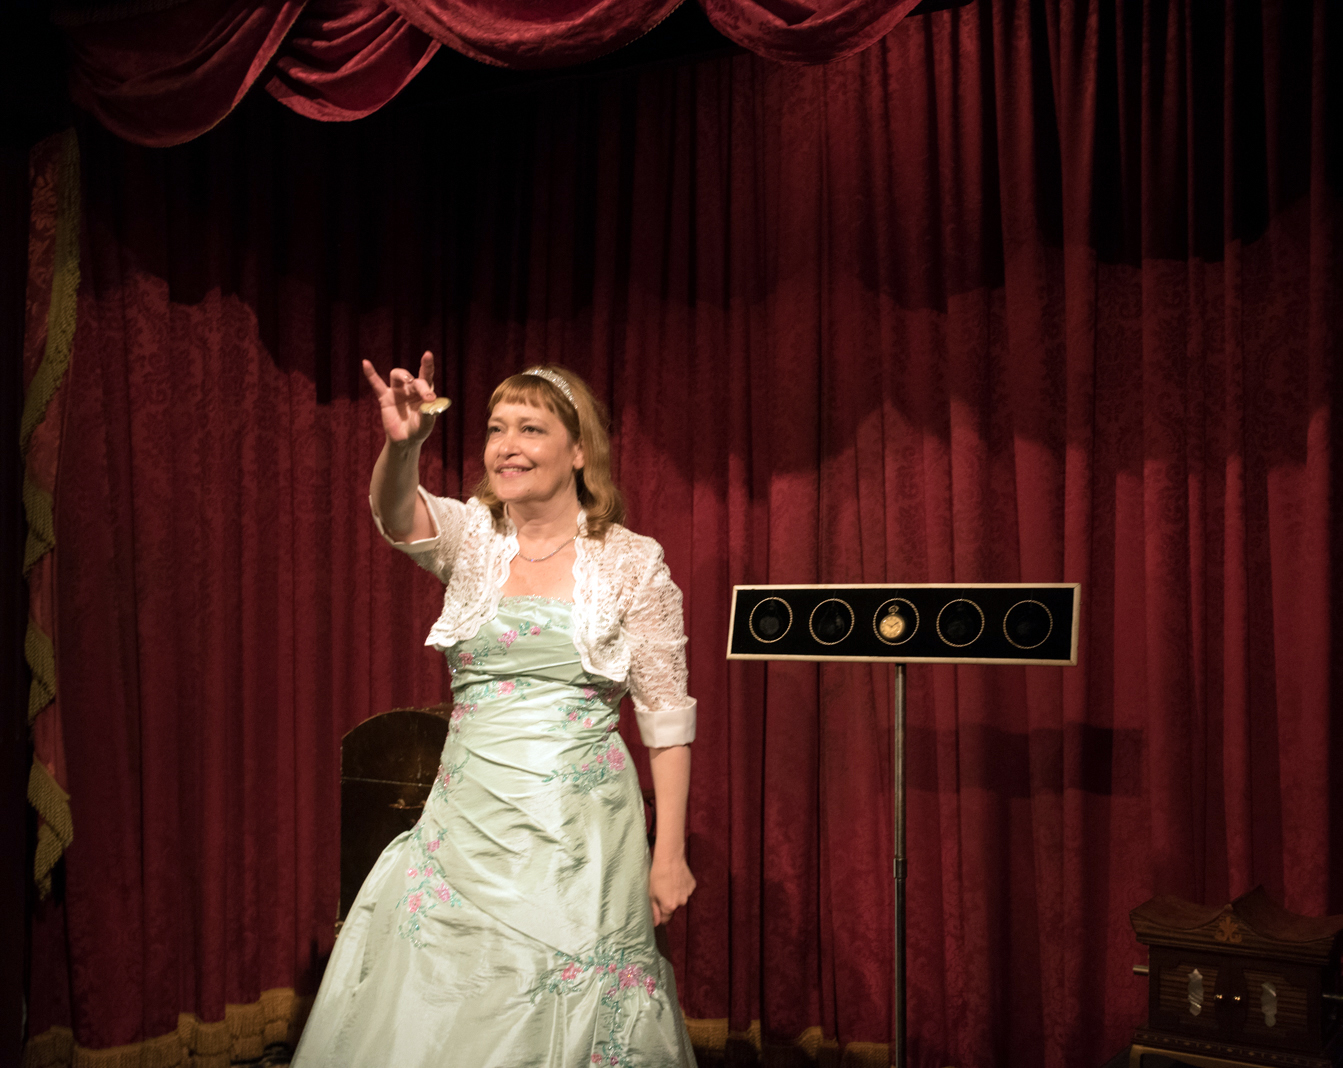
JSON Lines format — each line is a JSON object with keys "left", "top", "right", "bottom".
{"left": 362, "top": 351, "right": 441, "bottom": 446}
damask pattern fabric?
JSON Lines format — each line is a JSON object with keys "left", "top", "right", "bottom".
{"left": 25, "top": 3, "right": 1340, "bottom": 1067}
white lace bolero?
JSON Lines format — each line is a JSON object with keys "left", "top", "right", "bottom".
{"left": 372, "top": 487, "right": 696, "bottom": 748}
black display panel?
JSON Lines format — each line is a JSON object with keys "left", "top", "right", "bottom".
{"left": 727, "top": 584, "right": 1080, "bottom": 665}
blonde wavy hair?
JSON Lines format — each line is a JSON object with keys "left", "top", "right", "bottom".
{"left": 473, "top": 366, "right": 625, "bottom": 539}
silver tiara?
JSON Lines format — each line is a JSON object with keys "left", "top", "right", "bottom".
{"left": 523, "top": 367, "right": 576, "bottom": 407}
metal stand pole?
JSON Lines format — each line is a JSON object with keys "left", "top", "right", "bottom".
{"left": 892, "top": 663, "right": 906, "bottom": 1068}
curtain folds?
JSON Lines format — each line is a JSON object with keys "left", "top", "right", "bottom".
{"left": 265, "top": 0, "right": 440, "bottom": 122}
{"left": 59, "top": 0, "right": 923, "bottom": 146}
{"left": 700, "top": 0, "right": 922, "bottom": 63}
{"left": 379, "top": 0, "right": 684, "bottom": 69}
{"left": 62, "top": 0, "right": 307, "bottom": 147}
{"left": 26, "top": 1, "right": 1340, "bottom": 1067}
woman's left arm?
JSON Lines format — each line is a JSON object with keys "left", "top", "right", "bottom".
{"left": 622, "top": 542, "right": 699, "bottom": 926}
{"left": 648, "top": 744, "right": 695, "bottom": 925}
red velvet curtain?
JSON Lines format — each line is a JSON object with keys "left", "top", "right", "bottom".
{"left": 60, "top": 0, "right": 921, "bottom": 146}
{"left": 30, "top": 1, "right": 1342, "bottom": 1066}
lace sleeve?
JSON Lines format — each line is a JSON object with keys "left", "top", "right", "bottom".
{"left": 369, "top": 487, "right": 469, "bottom": 585}
{"left": 622, "top": 547, "right": 697, "bottom": 748}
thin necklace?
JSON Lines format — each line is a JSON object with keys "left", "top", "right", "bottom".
{"left": 517, "top": 532, "right": 576, "bottom": 563}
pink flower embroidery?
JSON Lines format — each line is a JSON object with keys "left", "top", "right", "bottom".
{"left": 407, "top": 892, "right": 422, "bottom": 913}
{"left": 610, "top": 1055, "right": 619, "bottom": 1064}
{"left": 436, "top": 883, "right": 452, "bottom": 902}
{"left": 422, "top": 865, "right": 435, "bottom": 879}
{"left": 499, "top": 629, "right": 519, "bottom": 648}
{"left": 583, "top": 717, "right": 593, "bottom": 728}
{"left": 608, "top": 963, "right": 617, "bottom": 973}
{"left": 407, "top": 867, "right": 418, "bottom": 879}
{"left": 582, "top": 687, "right": 596, "bottom": 699}
{"left": 568, "top": 711, "right": 579, "bottom": 721}
{"left": 596, "top": 753, "right": 605, "bottom": 765}
{"left": 530, "top": 625, "right": 542, "bottom": 636}
{"left": 619, "top": 966, "right": 639, "bottom": 989}
{"left": 591, "top": 1056, "right": 602, "bottom": 1064}
{"left": 499, "top": 680, "right": 516, "bottom": 695}
{"left": 459, "top": 652, "right": 474, "bottom": 665}
{"left": 606, "top": 746, "right": 626, "bottom": 772}
{"left": 644, "top": 975, "right": 657, "bottom": 994}
{"left": 562, "top": 963, "right": 582, "bottom": 981}
{"left": 427, "top": 838, "right": 440, "bottom": 852}
{"left": 581, "top": 763, "right": 590, "bottom": 771}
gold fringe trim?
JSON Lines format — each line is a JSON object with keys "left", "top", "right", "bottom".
{"left": 23, "top": 473, "right": 55, "bottom": 576}
{"left": 26, "top": 619, "right": 55, "bottom": 723}
{"left": 24, "top": 1007, "right": 915, "bottom": 1068}
{"left": 23, "top": 989, "right": 313, "bottom": 1068}
{"left": 21, "top": 127, "right": 80, "bottom": 459}
{"left": 684, "top": 1019, "right": 898, "bottom": 1066}
{"left": 28, "top": 760, "right": 73, "bottom": 897}
{"left": 24, "top": 126, "right": 81, "bottom": 895}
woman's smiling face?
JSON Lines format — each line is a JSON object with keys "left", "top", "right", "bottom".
{"left": 484, "top": 401, "right": 584, "bottom": 509}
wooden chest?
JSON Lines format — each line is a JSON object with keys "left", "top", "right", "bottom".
{"left": 1129, "top": 888, "right": 1343, "bottom": 1068}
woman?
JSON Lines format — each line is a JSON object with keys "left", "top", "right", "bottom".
{"left": 292, "top": 353, "right": 698, "bottom": 1068}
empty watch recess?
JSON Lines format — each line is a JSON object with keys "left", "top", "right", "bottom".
{"left": 748, "top": 597, "right": 793, "bottom": 643}
{"left": 808, "top": 599, "right": 855, "bottom": 646}
{"left": 936, "top": 599, "right": 985, "bottom": 647}
{"left": 1003, "top": 600, "right": 1053, "bottom": 649}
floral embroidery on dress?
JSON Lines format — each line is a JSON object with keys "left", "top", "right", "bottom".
{"left": 396, "top": 821, "right": 463, "bottom": 947}
{"left": 448, "top": 610, "right": 561, "bottom": 673}
{"left": 543, "top": 741, "right": 628, "bottom": 791}
{"left": 548, "top": 679, "right": 625, "bottom": 734}
{"left": 428, "top": 753, "right": 470, "bottom": 802}
{"left": 528, "top": 942, "right": 660, "bottom": 1067}
{"left": 453, "top": 676, "right": 535, "bottom": 722}
{"left": 449, "top": 702, "right": 477, "bottom": 733}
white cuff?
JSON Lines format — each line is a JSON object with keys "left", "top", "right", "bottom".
{"left": 634, "top": 698, "right": 696, "bottom": 748}
{"left": 369, "top": 486, "right": 440, "bottom": 553}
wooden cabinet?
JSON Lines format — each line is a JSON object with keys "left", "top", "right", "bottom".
{"left": 1129, "top": 888, "right": 1343, "bottom": 1068}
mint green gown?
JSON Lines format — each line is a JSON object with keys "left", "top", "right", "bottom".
{"left": 292, "top": 597, "right": 696, "bottom": 1068}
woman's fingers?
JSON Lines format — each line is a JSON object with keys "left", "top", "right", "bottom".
{"left": 364, "top": 358, "right": 436, "bottom": 400}
{"left": 365, "top": 359, "right": 445, "bottom": 440}
{"left": 386, "top": 367, "right": 423, "bottom": 406}
{"left": 648, "top": 873, "right": 694, "bottom": 925}
{"left": 362, "top": 359, "right": 391, "bottom": 398}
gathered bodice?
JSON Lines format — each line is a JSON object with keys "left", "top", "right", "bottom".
{"left": 445, "top": 597, "right": 629, "bottom": 760}
{"left": 372, "top": 489, "right": 697, "bottom": 747}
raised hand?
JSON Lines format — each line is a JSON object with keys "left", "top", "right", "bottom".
{"left": 362, "top": 351, "right": 442, "bottom": 446}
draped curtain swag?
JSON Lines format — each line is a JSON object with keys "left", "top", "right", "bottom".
{"left": 59, "top": 0, "right": 920, "bottom": 146}
{"left": 23, "top": 1, "right": 1342, "bottom": 1068}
